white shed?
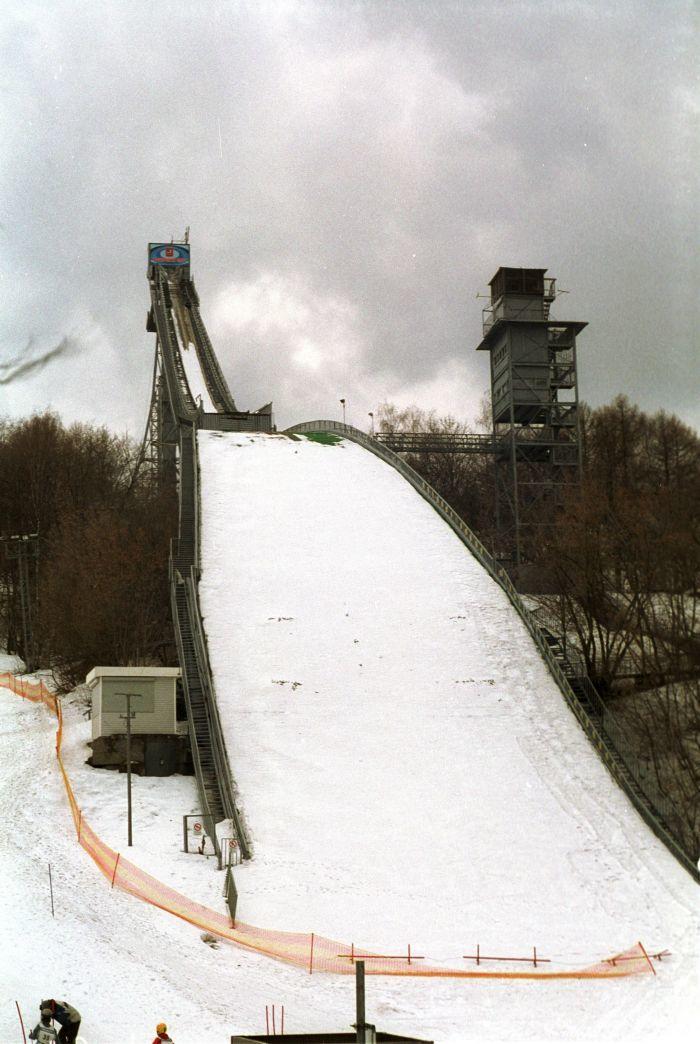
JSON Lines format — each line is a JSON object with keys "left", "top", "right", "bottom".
{"left": 86, "top": 666, "right": 181, "bottom": 742}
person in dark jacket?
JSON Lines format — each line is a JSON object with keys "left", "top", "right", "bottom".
{"left": 39, "top": 1000, "right": 81, "bottom": 1044}
{"left": 28, "top": 1008, "right": 58, "bottom": 1044}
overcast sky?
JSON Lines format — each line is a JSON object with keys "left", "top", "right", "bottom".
{"left": 1, "top": 0, "right": 697, "bottom": 438}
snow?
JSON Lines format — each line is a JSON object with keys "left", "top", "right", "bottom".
{"left": 166, "top": 278, "right": 216, "bottom": 412}
{"left": 0, "top": 651, "right": 25, "bottom": 673}
{"left": 196, "top": 430, "right": 698, "bottom": 1035}
{"left": 1, "top": 430, "right": 697, "bottom": 1043}
{"left": 179, "top": 342, "right": 215, "bottom": 413}
{"left": 2, "top": 684, "right": 406, "bottom": 1044}
{"left": 172, "top": 305, "right": 216, "bottom": 413}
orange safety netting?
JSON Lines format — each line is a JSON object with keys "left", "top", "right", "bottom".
{"left": 1, "top": 671, "right": 659, "bottom": 980}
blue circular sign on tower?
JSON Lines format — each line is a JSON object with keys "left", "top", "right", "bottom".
{"left": 149, "top": 242, "right": 191, "bottom": 268}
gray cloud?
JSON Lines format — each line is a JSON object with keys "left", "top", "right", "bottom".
{"left": 0, "top": 0, "right": 696, "bottom": 433}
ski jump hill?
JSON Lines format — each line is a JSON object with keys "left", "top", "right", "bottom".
{"left": 137, "top": 241, "right": 695, "bottom": 967}
{"left": 196, "top": 427, "right": 694, "bottom": 960}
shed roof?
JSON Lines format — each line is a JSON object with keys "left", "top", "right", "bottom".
{"left": 86, "top": 666, "right": 181, "bottom": 686}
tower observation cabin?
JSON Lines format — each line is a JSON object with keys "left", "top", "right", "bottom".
{"left": 476, "top": 267, "right": 587, "bottom": 575}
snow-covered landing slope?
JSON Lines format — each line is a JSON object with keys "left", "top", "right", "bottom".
{"left": 197, "top": 431, "right": 695, "bottom": 966}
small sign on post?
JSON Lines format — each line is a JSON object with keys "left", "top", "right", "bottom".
{"left": 183, "top": 813, "right": 214, "bottom": 855}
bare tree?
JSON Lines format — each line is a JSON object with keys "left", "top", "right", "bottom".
{"left": 376, "top": 401, "right": 495, "bottom": 544}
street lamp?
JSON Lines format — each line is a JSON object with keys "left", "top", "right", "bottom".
{"left": 117, "top": 692, "right": 139, "bottom": 846}
{"left": 339, "top": 398, "right": 346, "bottom": 425}
{"left": 368, "top": 412, "right": 374, "bottom": 436}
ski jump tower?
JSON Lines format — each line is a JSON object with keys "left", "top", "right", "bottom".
{"left": 141, "top": 240, "right": 273, "bottom": 482}
{"left": 476, "top": 267, "right": 587, "bottom": 573}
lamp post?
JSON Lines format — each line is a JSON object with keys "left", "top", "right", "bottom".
{"left": 368, "top": 412, "right": 374, "bottom": 436}
{"left": 340, "top": 398, "right": 346, "bottom": 425}
{"left": 117, "top": 692, "right": 138, "bottom": 847}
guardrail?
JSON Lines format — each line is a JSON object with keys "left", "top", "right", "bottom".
{"left": 285, "top": 420, "right": 699, "bottom": 882}
{"left": 374, "top": 432, "right": 495, "bottom": 455}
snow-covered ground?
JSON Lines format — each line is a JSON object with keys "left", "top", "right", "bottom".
{"left": 196, "top": 431, "right": 698, "bottom": 1035}
{"left": 2, "top": 677, "right": 696, "bottom": 1044}
{"left": 2, "top": 678, "right": 415, "bottom": 1043}
{"left": 1, "top": 428, "right": 698, "bottom": 1043}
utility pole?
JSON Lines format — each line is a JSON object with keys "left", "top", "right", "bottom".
{"left": 117, "top": 693, "right": 138, "bottom": 846}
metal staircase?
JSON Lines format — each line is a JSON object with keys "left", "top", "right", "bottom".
{"left": 537, "top": 626, "right": 667, "bottom": 821}
{"left": 168, "top": 426, "right": 252, "bottom": 858}
{"left": 171, "top": 571, "right": 224, "bottom": 822}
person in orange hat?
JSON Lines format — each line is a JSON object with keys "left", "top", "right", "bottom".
{"left": 152, "top": 1023, "right": 173, "bottom": 1043}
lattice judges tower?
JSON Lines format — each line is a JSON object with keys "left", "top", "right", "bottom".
{"left": 476, "top": 267, "right": 587, "bottom": 571}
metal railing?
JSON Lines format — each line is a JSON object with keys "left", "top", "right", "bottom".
{"left": 374, "top": 431, "right": 495, "bottom": 455}
{"left": 285, "top": 420, "right": 699, "bottom": 881}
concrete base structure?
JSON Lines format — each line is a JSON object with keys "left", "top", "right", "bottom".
{"left": 87, "top": 732, "right": 193, "bottom": 777}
